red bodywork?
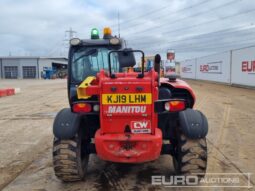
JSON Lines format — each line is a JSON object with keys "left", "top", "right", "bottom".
{"left": 160, "top": 77, "right": 196, "bottom": 107}
{"left": 82, "top": 71, "right": 195, "bottom": 163}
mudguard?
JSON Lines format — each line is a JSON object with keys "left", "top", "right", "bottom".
{"left": 179, "top": 109, "right": 208, "bottom": 139}
{"left": 53, "top": 108, "right": 80, "bottom": 139}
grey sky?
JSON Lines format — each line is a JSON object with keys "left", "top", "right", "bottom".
{"left": 0, "top": 0, "right": 255, "bottom": 61}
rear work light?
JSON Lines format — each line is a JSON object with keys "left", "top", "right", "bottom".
{"left": 164, "top": 100, "right": 186, "bottom": 112}
{"left": 73, "top": 103, "right": 92, "bottom": 113}
{"left": 70, "top": 38, "right": 81, "bottom": 46}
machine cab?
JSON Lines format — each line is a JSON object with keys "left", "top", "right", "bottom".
{"left": 68, "top": 28, "right": 125, "bottom": 104}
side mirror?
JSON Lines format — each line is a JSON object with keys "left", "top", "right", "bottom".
{"left": 118, "top": 48, "right": 136, "bottom": 68}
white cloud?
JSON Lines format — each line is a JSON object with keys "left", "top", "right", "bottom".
{"left": 0, "top": 0, "right": 255, "bottom": 60}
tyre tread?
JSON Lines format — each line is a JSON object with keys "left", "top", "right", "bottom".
{"left": 53, "top": 137, "right": 84, "bottom": 182}
{"left": 175, "top": 134, "right": 207, "bottom": 177}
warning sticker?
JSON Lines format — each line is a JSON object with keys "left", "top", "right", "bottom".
{"left": 130, "top": 120, "right": 151, "bottom": 134}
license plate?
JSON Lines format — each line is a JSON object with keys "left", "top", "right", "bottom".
{"left": 102, "top": 93, "right": 152, "bottom": 105}
{"left": 130, "top": 120, "right": 151, "bottom": 134}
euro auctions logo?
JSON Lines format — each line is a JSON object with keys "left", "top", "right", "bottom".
{"left": 182, "top": 66, "right": 192, "bottom": 73}
{"left": 242, "top": 61, "right": 255, "bottom": 73}
{"left": 151, "top": 173, "right": 253, "bottom": 188}
{"left": 199, "top": 61, "right": 222, "bottom": 74}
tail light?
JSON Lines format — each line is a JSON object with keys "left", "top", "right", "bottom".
{"left": 164, "top": 100, "right": 185, "bottom": 112}
{"left": 73, "top": 103, "right": 92, "bottom": 113}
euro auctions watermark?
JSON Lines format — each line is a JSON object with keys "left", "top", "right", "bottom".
{"left": 151, "top": 173, "right": 253, "bottom": 188}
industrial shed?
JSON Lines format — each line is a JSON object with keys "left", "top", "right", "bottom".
{"left": 0, "top": 57, "right": 67, "bottom": 79}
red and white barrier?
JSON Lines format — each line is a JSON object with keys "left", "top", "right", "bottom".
{"left": 0, "top": 88, "right": 20, "bottom": 98}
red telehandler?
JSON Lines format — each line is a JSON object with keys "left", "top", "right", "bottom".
{"left": 52, "top": 28, "right": 208, "bottom": 182}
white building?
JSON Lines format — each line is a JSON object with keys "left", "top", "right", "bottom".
{"left": 0, "top": 57, "right": 67, "bottom": 79}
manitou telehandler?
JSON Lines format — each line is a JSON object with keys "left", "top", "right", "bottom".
{"left": 52, "top": 27, "right": 208, "bottom": 182}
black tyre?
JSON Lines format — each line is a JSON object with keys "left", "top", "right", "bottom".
{"left": 53, "top": 131, "right": 89, "bottom": 182}
{"left": 173, "top": 133, "right": 207, "bottom": 179}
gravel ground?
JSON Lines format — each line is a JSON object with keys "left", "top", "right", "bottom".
{"left": 0, "top": 79, "right": 254, "bottom": 191}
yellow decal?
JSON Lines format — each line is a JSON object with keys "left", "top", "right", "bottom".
{"left": 77, "top": 76, "right": 96, "bottom": 99}
{"left": 102, "top": 93, "right": 152, "bottom": 105}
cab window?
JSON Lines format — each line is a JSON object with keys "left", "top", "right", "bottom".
{"left": 71, "top": 47, "right": 119, "bottom": 82}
